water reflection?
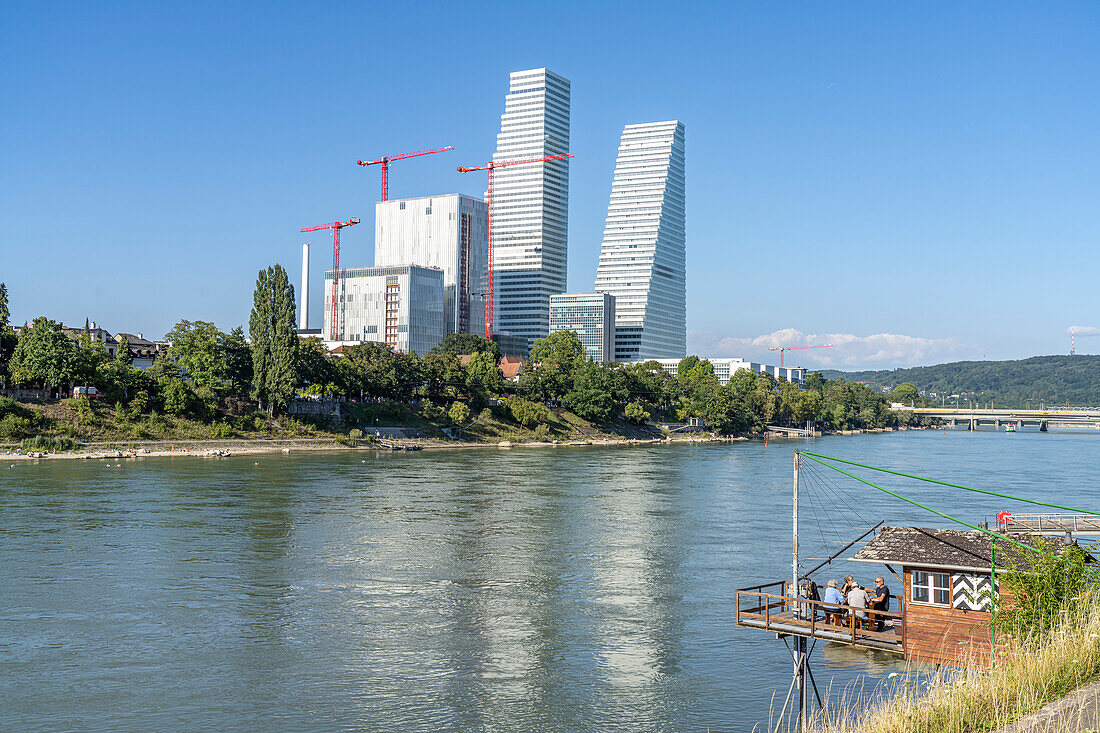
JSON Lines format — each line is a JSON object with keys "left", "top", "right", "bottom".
{"left": 2, "top": 432, "right": 1098, "bottom": 731}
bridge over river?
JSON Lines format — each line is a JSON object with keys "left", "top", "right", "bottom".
{"left": 900, "top": 407, "right": 1100, "bottom": 431}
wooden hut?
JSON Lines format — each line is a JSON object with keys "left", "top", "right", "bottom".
{"left": 736, "top": 525, "right": 1084, "bottom": 669}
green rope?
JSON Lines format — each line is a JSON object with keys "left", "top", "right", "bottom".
{"left": 801, "top": 451, "right": 1100, "bottom": 516}
{"left": 799, "top": 452, "right": 1039, "bottom": 555}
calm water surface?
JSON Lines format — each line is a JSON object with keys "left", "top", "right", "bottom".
{"left": 2, "top": 430, "right": 1099, "bottom": 731}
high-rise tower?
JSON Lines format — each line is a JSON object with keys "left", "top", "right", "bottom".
{"left": 490, "top": 68, "right": 571, "bottom": 350}
{"left": 594, "top": 121, "right": 686, "bottom": 362}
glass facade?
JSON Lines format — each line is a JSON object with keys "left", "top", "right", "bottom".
{"left": 491, "top": 68, "right": 571, "bottom": 351}
{"left": 548, "top": 292, "right": 615, "bottom": 363}
{"left": 594, "top": 121, "right": 686, "bottom": 362}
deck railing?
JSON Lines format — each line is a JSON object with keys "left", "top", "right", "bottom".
{"left": 735, "top": 581, "right": 905, "bottom": 649}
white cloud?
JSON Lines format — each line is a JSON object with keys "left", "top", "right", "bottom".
{"left": 687, "top": 328, "right": 966, "bottom": 370}
{"left": 1066, "top": 326, "right": 1100, "bottom": 337}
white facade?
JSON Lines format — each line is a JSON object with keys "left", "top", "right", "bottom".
{"left": 549, "top": 292, "right": 616, "bottom": 363}
{"left": 374, "top": 194, "right": 489, "bottom": 336}
{"left": 300, "top": 242, "right": 310, "bottom": 330}
{"left": 644, "top": 357, "right": 806, "bottom": 387}
{"left": 594, "top": 121, "right": 686, "bottom": 362}
{"left": 491, "top": 68, "right": 571, "bottom": 350}
{"left": 324, "top": 265, "right": 444, "bottom": 355}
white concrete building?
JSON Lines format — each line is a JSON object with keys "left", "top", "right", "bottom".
{"left": 643, "top": 357, "right": 806, "bottom": 387}
{"left": 594, "top": 121, "right": 686, "bottom": 362}
{"left": 324, "top": 265, "right": 444, "bottom": 354}
{"left": 491, "top": 68, "right": 571, "bottom": 350}
{"left": 549, "top": 292, "right": 616, "bottom": 363}
{"left": 374, "top": 194, "right": 489, "bottom": 336}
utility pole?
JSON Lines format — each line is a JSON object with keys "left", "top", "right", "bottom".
{"left": 793, "top": 452, "right": 806, "bottom": 731}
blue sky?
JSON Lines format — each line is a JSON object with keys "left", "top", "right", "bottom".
{"left": 2, "top": 2, "right": 1097, "bottom": 369}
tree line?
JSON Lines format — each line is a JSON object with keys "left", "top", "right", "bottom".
{"left": 0, "top": 273, "right": 927, "bottom": 437}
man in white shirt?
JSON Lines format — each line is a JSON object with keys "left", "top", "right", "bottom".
{"left": 847, "top": 583, "right": 870, "bottom": 630}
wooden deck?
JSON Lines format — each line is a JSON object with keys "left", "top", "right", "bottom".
{"left": 735, "top": 582, "right": 904, "bottom": 654}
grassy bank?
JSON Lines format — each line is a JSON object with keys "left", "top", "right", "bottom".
{"left": 815, "top": 599, "right": 1100, "bottom": 733}
{"left": 0, "top": 395, "right": 668, "bottom": 454}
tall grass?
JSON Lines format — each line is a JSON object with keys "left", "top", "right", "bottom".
{"left": 813, "top": 599, "right": 1100, "bottom": 733}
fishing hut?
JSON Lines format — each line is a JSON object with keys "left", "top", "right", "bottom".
{"left": 733, "top": 452, "right": 1093, "bottom": 732}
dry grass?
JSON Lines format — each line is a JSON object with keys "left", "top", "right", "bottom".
{"left": 812, "top": 600, "right": 1100, "bottom": 733}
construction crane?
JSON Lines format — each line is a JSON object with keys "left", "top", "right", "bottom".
{"left": 768, "top": 343, "right": 834, "bottom": 368}
{"left": 456, "top": 153, "right": 573, "bottom": 339}
{"left": 356, "top": 146, "right": 454, "bottom": 202}
{"left": 300, "top": 218, "right": 361, "bottom": 342}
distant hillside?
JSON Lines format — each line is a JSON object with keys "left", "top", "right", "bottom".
{"left": 819, "top": 355, "right": 1100, "bottom": 408}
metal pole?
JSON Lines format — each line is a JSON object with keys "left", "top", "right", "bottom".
{"left": 793, "top": 452, "right": 806, "bottom": 730}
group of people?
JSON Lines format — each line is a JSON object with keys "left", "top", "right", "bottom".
{"left": 820, "top": 575, "right": 891, "bottom": 632}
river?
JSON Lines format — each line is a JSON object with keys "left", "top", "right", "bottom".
{"left": 2, "top": 429, "right": 1099, "bottom": 731}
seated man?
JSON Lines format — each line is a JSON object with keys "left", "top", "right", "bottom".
{"left": 822, "top": 579, "right": 845, "bottom": 626}
{"left": 869, "top": 576, "right": 891, "bottom": 632}
{"left": 847, "top": 582, "right": 870, "bottom": 630}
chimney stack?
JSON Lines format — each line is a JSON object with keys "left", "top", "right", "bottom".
{"left": 300, "top": 242, "right": 311, "bottom": 330}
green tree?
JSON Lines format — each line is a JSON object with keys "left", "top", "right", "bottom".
{"left": 433, "top": 332, "right": 501, "bottom": 361}
{"left": 890, "top": 382, "right": 920, "bottom": 405}
{"left": 448, "top": 401, "right": 470, "bottom": 425}
{"left": 249, "top": 264, "right": 299, "bottom": 414}
{"left": 166, "top": 320, "right": 230, "bottom": 393}
{"left": 9, "top": 317, "right": 79, "bottom": 397}
{"left": 463, "top": 350, "right": 503, "bottom": 405}
{"left": 624, "top": 401, "right": 650, "bottom": 424}
{"left": 420, "top": 352, "right": 465, "bottom": 400}
{"left": 0, "top": 282, "right": 9, "bottom": 330}
{"left": 565, "top": 359, "right": 619, "bottom": 422}
{"left": 296, "top": 336, "right": 338, "bottom": 394}
{"left": 524, "top": 331, "right": 587, "bottom": 401}
{"left": 509, "top": 397, "right": 550, "bottom": 427}
{"left": 115, "top": 334, "right": 132, "bottom": 366}
{"left": 223, "top": 326, "right": 253, "bottom": 399}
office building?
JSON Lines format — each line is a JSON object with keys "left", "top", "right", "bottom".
{"left": 491, "top": 68, "right": 571, "bottom": 350}
{"left": 324, "top": 265, "right": 444, "bottom": 354}
{"left": 644, "top": 357, "right": 806, "bottom": 387}
{"left": 374, "top": 194, "right": 489, "bottom": 336}
{"left": 594, "top": 121, "right": 686, "bottom": 362}
{"left": 549, "top": 292, "right": 616, "bottom": 363}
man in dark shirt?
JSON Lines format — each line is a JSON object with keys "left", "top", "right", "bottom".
{"left": 870, "top": 576, "right": 891, "bottom": 632}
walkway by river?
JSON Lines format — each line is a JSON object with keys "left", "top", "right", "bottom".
{"left": 2, "top": 430, "right": 1098, "bottom": 731}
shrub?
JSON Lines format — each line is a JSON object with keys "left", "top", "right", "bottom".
{"left": 349, "top": 428, "right": 363, "bottom": 440}
{"left": 0, "top": 396, "right": 31, "bottom": 420}
{"left": 624, "top": 401, "right": 651, "bottom": 424}
{"left": 478, "top": 408, "right": 493, "bottom": 422}
{"left": 0, "top": 414, "right": 33, "bottom": 439}
{"left": 448, "top": 401, "right": 471, "bottom": 425}
{"left": 532, "top": 424, "right": 551, "bottom": 442}
{"left": 993, "top": 536, "right": 1096, "bottom": 639}
{"left": 209, "top": 421, "right": 232, "bottom": 439}
{"left": 508, "top": 397, "right": 550, "bottom": 427}
{"left": 21, "top": 435, "right": 78, "bottom": 452}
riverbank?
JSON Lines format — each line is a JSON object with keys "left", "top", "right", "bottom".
{"left": 1, "top": 425, "right": 935, "bottom": 461}
{"left": 815, "top": 600, "right": 1100, "bottom": 733}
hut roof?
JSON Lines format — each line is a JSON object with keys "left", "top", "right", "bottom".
{"left": 850, "top": 526, "right": 1078, "bottom": 573}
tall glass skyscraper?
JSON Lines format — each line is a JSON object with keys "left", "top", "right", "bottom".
{"left": 594, "top": 121, "right": 686, "bottom": 362}
{"left": 491, "top": 68, "right": 571, "bottom": 350}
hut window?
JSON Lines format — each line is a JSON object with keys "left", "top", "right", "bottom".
{"left": 912, "top": 571, "right": 951, "bottom": 605}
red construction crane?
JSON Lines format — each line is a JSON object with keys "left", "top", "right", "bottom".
{"left": 456, "top": 153, "right": 573, "bottom": 339}
{"left": 768, "top": 343, "right": 834, "bottom": 368}
{"left": 356, "top": 146, "right": 454, "bottom": 202}
{"left": 300, "top": 218, "right": 361, "bottom": 342}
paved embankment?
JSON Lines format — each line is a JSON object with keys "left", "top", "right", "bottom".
{"left": 995, "top": 680, "right": 1100, "bottom": 733}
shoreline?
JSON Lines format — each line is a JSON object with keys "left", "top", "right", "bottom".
{"left": 1, "top": 425, "right": 933, "bottom": 462}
